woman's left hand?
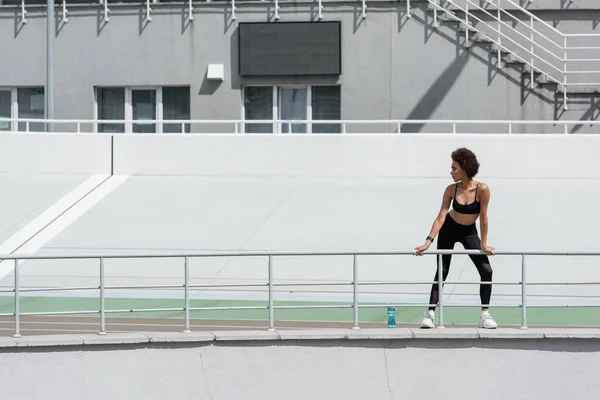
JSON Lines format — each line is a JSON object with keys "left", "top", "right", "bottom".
{"left": 481, "top": 244, "right": 495, "bottom": 255}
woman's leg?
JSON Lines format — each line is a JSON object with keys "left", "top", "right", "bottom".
{"left": 461, "top": 232, "right": 493, "bottom": 309}
{"left": 427, "top": 226, "right": 455, "bottom": 311}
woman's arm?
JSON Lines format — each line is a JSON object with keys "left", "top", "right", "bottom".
{"left": 478, "top": 184, "right": 495, "bottom": 254}
{"left": 414, "top": 185, "right": 453, "bottom": 255}
{"left": 426, "top": 185, "right": 453, "bottom": 240}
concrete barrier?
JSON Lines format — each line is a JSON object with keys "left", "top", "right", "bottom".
{"left": 112, "top": 134, "right": 600, "bottom": 178}
{"left": 2, "top": 132, "right": 598, "bottom": 179}
{"left": 0, "top": 133, "right": 112, "bottom": 175}
{"left": 1, "top": 328, "right": 599, "bottom": 399}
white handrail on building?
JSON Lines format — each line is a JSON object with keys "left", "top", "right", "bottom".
{"left": 0, "top": 249, "right": 598, "bottom": 337}
{"left": 427, "top": 0, "right": 600, "bottom": 110}
{"left": 2, "top": 117, "right": 600, "bottom": 134}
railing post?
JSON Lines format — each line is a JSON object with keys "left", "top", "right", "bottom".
{"left": 182, "top": 256, "right": 191, "bottom": 333}
{"left": 452, "top": 122, "right": 456, "bottom": 134}
{"left": 465, "top": 3, "right": 469, "bottom": 45}
{"left": 267, "top": 255, "right": 275, "bottom": 331}
{"left": 433, "top": 0, "right": 437, "bottom": 28}
{"left": 563, "top": 36, "right": 568, "bottom": 110}
{"left": 352, "top": 254, "right": 360, "bottom": 330}
{"left": 437, "top": 254, "right": 445, "bottom": 329}
{"left": 99, "top": 257, "right": 106, "bottom": 335}
{"left": 530, "top": 16, "right": 535, "bottom": 89}
{"left": 13, "top": 259, "right": 21, "bottom": 339}
{"left": 497, "top": 0, "right": 502, "bottom": 68}
{"left": 520, "top": 254, "right": 528, "bottom": 330}
{"left": 508, "top": 123, "right": 512, "bottom": 134}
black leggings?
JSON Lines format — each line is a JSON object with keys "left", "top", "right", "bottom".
{"left": 428, "top": 214, "right": 493, "bottom": 310}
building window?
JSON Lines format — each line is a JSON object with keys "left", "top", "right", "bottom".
{"left": 95, "top": 86, "right": 190, "bottom": 133}
{"left": 0, "top": 90, "right": 11, "bottom": 132}
{"left": 242, "top": 85, "right": 341, "bottom": 134}
{"left": 0, "top": 87, "right": 45, "bottom": 132}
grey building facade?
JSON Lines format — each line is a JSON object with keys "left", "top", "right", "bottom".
{"left": 1, "top": 0, "right": 600, "bottom": 133}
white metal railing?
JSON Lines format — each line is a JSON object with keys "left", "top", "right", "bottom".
{"left": 426, "top": 0, "right": 600, "bottom": 110}
{"left": 0, "top": 249, "right": 598, "bottom": 337}
{"left": 3, "top": 117, "right": 600, "bottom": 134}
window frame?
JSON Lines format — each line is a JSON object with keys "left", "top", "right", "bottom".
{"left": 241, "top": 84, "right": 340, "bottom": 134}
{"left": 94, "top": 86, "right": 191, "bottom": 134}
{"left": 0, "top": 87, "right": 45, "bottom": 132}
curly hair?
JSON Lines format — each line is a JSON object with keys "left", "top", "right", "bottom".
{"left": 451, "top": 147, "right": 480, "bottom": 178}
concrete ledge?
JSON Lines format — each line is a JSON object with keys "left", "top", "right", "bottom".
{"left": 3, "top": 328, "right": 600, "bottom": 350}
{"left": 477, "top": 328, "right": 546, "bottom": 339}
{"left": 412, "top": 328, "right": 480, "bottom": 339}
{"left": 211, "top": 330, "right": 280, "bottom": 341}
{"left": 147, "top": 331, "right": 216, "bottom": 343}
{"left": 15, "top": 335, "right": 85, "bottom": 347}
{"left": 346, "top": 328, "right": 413, "bottom": 340}
{"left": 76, "top": 332, "right": 151, "bottom": 345}
{"left": 278, "top": 329, "right": 348, "bottom": 340}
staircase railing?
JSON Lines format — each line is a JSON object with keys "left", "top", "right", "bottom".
{"left": 425, "top": 0, "right": 600, "bottom": 110}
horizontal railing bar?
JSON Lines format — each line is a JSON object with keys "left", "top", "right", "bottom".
{"left": 189, "top": 283, "right": 268, "bottom": 288}
{"left": 9, "top": 304, "right": 600, "bottom": 319}
{"left": 104, "top": 285, "right": 183, "bottom": 290}
{"left": 356, "top": 281, "right": 517, "bottom": 286}
{"left": 357, "top": 303, "right": 513, "bottom": 308}
{"left": 514, "top": 304, "right": 600, "bottom": 308}
{"left": 274, "top": 305, "right": 353, "bottom": 310}
{"left": 105, "top": 308, "right": 183, "bottom": 313}
{"left": 357, "top": 303, "right": 600, "bottom": 308}
{"left": 19, "top": 310, "right": 99, "bottom": 316}
{"left": 189, "top": 306, "right": 268, "bottom": 311}
{"left": 564, "top": 71, "right": 600, "bottom": 75}
{"left": 18, "top": 286, "right": 99, "bottom": 293}
{"left": 563, "top": 34, "right": 600, "bottom": 37}
{"left": 5, "top": 118, "right": 600, "bottom": 125}
{"left": 526, "top": 282, "right": 600, "bottom": 286}
{"left": 1, "top": 250, "right": 599, "bottom": 260}
{"left": 271, "top": 282, "right": 353, "bottom": 287}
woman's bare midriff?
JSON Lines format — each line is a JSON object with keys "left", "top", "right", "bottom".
{"left": 448, "top": 209, "right": 479, "bottom": 226}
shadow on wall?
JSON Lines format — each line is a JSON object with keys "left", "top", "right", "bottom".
{"left": 230, "top": 26, "right": 241, "bottom": 90}
{"left": 199, "top": 68, "right": 223, "bottom": 95}
{"left": 401, "top": 53, "right": 469, "bottom": 133}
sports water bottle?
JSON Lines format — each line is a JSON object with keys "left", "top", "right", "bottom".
{"left": 387, "top": 305, "right": 396, "bottom": 328}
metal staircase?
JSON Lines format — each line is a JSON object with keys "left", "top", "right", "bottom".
{"left": 422, "top": 0, "right": 600, "bottom": 110}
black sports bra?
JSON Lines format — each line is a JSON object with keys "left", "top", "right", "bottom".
{"left": 452, "top": 183, "right": 481, "bottom": 215}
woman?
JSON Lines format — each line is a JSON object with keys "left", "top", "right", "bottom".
{"left": 414, "top": 147, "right": 497, "bottom": 329}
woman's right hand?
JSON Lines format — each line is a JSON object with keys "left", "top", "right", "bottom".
{"left": 414, "top": 241, "right": 431, "bottom": 256}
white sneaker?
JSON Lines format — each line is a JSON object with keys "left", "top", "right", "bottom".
{"left": 420, "top": 311, "right": 435, "bottom": 329}
{"left": 478, "top": 312, "right": 498, "bottom": 329}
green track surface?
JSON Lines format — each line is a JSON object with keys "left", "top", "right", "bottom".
{"left": 0, "top": 296, "right": 598, "bottom": 327}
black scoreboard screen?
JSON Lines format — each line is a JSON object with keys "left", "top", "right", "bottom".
{"left": 238, "top": 21, "right": 341, "bottom": 77}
